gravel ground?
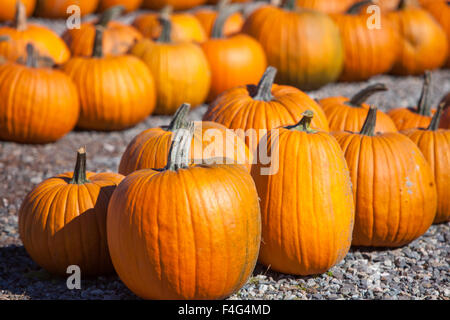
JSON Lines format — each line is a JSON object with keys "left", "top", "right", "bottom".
{"left": 0, "top": 7, "right": 449, "bottom": 300}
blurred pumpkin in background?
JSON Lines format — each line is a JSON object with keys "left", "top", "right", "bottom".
{"left": 98, "top": 0, "right": 143, "bottom": 13}
{"left": 295, "top": 0, "right": 357, "bottom": 13}
{"left": 36, "top": 0, "right": 99, "bottom": 18}
{"left": 141, "top": 0, "right": 207, "bottom": 10}
{"left": 439, "top": 93, "right": 450, "bottom": 129}
{"left": 0, "top": 0, "right": 35, "bottom": 22}
{"left": 194, "top": 0, "right": 244, "bottom": 37}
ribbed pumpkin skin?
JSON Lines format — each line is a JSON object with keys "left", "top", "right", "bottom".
{"left": 142, "top": 0, "right": 207, "bottom": 11}
{"left": 242, "top": 6, "right": 344, "bottom": 91}
{"left": 0, "top": 0, "right": 36, "bottom": 21}
{"left": 36, "top": 0, "right": 99, "bottom": 18}
{"left": 203, "top": 84, "right": 330, "bottom": 149}
{"left": 133, "top": 13, "right": 206, "bottom": 43}
{"left": 62, "top": 55, "right": 156, "bottom": 131}
{"left": 98, "top": 0, "right": 143, "bottom": 13}
{"left": 402, "top": 129, "right": 450, "bottom": 223}
{"left": 107, "top": 164, "right": 261, "bottom": 300}
{"left": 319, "top": 97, "right": 398, "bottom": 133}
{"left": 62, "top": 21, "right": 143, "bottom": 57}
{"left": 252, "top": 129, "right": 354, "bottom": 275}
{"left": 131, "top": 39, "right": 210, "bottom": 115}
{"left": 194, "top": 9, "right": 244, "bottom": 38}
{"left": 201, "top": 34, "right": 267, "bottom": 102}
{"left": 19, "top": 171, "right": 124, "bottom": 275}
{"left": 387, "top": 7, "right": 448, "bottom": 75}
{"left": 333, "top": 132, "right": 437, "bottom": 247}
{"left": 0, "top": 63, "right": 79, "bottom": 144}
{"left": 388, "top": 107, "right": 435, "bottom": 130}
{"left": 118, "top": 121, "right": 253, "bottom": 175}
{"left": 296, "top": 0, "right": 356, "bottom": 13}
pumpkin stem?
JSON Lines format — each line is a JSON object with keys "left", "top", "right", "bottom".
{"left": 417, "top": 71, "right": 432, "bottom": 116}
{"left": 25, "top": 43, "right": 38, "bottom": 68}
{"left": 283, "top": 0, "right": 296, "bottom": 10}
{"left": 92, "top": 26, "right": 105, "bottom": 58}
{"left": 165, "top": 121, "right": 195, "bottom": 171}
{"left": 0, "top": 35, "right": 10, "bottom": 42}
{"left": 70, "top": 147, "right": 90, "bottom": 185}
{"left": 97, "top": 5, "right": 125, "bottom": 27}
{"left": 216, "top": 0, "right": 230, "bottom": 11}
{"left": 157, "top": 10, "right": 172, "bottom": 43}
{"left": 14, "top": 1, "right": 27, "bottom": 31}
{"left": 252, "top": 66, "right": 277, "bottom": 101}
{"left": 211, "top": 5, "right": 240, "bottom": 38}
{"left": 285, "top": 110, "right": 316, "bottom": 133}
{"left": 360, "top": 106, "right": 377, "bottom": 136}
{"left": 427, "top": 103, "right": 445, "bottom": 131}
{"left": 349, "top": 83, "right": 387, "bottom": 107}
{"left": 347, "top": 0, "right": 373, "bottom": 14}
{"left": 167, "top": 103, "right": 191, "bottom": 131}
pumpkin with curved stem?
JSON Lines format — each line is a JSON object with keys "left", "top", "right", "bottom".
{"left": 62, "top": 6, "right": 143, "bottom": 57}
{"left": 19, "top": 148, "right": 124, "bottom": 275}
{"left": 242, "top": 0, "right": 344, "bottom": 91}
{"left": 387, "top": 0, "right": 448, "bottom": 75}
{"left": 319, "top": 83, "right": 398, "bottom": 133}
{"left": 0, "top": 2, "right": 71, "bottom": 65}
{"left": 0, "top": 0, "right": 35, "bottom": 22}
{"left": 0, "top": 44, "right": 79, "bottom": 144}
{"left": 201, "top": 6, "right": 267, "bottom": 101}
{"left": 36, "top": 0, "right": 99, "bottom": 18}
{"left": 295, "top": 0, "right": 357, "bottom": 13}
{"left": 251, "top": 110, "right": 354, "bottom": 275}
{"left": 62, "top": 27, "right": 156, "bottom": 131}
{"left": 439, "top": 93, "right": 450, "bottom": 129}
{"left": 119, "top": 103, "right": 253, "bottom": 175}
{"left": 402, "top": 104, "right": 450, "bottom": 224}
{"left": 203, "top": 67, "right": 330, "bottom": 153}
{"left": 333, "top": 107, "right": 437, "bottom": 247}
{"left": 131, "top": 17, "right": 210, "bottom": 115}
{"left": 98, "top": 0, "right": 143, "bottom": 13}
{"left": 142, "top": 0, "right": 207, "bottom": 10}
{"left": 107, "top": 122, "right": 261, "bottom": 299}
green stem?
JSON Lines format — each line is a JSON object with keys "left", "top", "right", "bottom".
{"left": 427, "top": 103, "right": 445, "bottom": 131}
{"left": 417, "top": 71, "right": 432, "bottom": 116}
{"left": 97, "top": 5, "right": 125, "bottom": 27}
{"left": 70, "top": 147, "right": 90, "bottom": 184}
{"left": 167, "top": 103, "right": 191, "bottom": 131}
{"left": 25, "top": 43, "right": 38, "bottom": 68}
{"left": 252, "top": 67, "right": 277, "bottom": 101}
{"left": 211, "top": 5, "right": 240, "bottom": 38}
{"left": 14, "top": 1, "right": 27, "bottom": 31}
{"left": 92, "top": 26, "right": 104, "bottom": 58}
{"left": 360, "top": 106, "right": 377, "bottom": 136}
{"left": 347, "top": 0, "right": 373, "bottom": 14}
{"left": 349, "top": 83, "right": 388, "bottom": 107}
{"left": 157, "top": 16, "right": 172, "bottom": 43}
{"left": 165, "top": 122, "right": 195, "bottom": 171}
{"left": 283, "top": 0, "right": 296, "bottom": 10}
{"left": 285, "top": 110, "right": 316, "bottom": 133}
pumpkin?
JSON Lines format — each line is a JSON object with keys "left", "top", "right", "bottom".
{"left": 62, "top": 6, "right": 143, "bottom": 58}
{"left": 296, "top": 0, "right": 357, "bottom": 13}
{"left": 0, "top": 1, "right": 71, "bottom": 65}
{"left": 98, "top": 0, "right": 143, "bottom": 13}
{"left": 194, "top": 0, "right": 244, "bottom": 38}
{"left": 388, "top": 71, "right": 436, "bottom": 130}
{"left": 0, "top": 44, "right": 79, "bottom": 144}
{"left": 201, "top": 7, "right": 267, "bottom": 101}
{"left": 142, "top": 0, "right": 207, "bottom": 11}
{"left": 387, "top": 0, "right": 448, "bottom": 75}
{"left": 319, "top": 83, "right": 398, "bottom": 133}
{"left": 19, "top": 147, "right": 124, "bottom": 275}
{"left": 402, "top": 104, "right": 450, "bottom": 223}
{"left": 0, "top": 0, "right": 35, "bottom": 22}
{"left": 203, "top": 67, "right": 330, "bottom": 153}
{"left": 133, "top": 6, "right": 207, "bottom": 43}
{"left": 242, "top": 0, "right": 344, "bottom": 91}
{"left": 439, "top": 92, "right": 450, "bottom": 129}
{"left": 119, "top": 103, "right": 253, "bottom": 175}
{"left": 331, "top": 1, "right": 398, "bottom": 81}
{"left": 131, "top": 17, "right": 210, "bottom": 115}
{"left": 251, "top": 110, "right": 354, "bottom": 275}
{"left": 107, "top": 123, "right": 261, "bottom": 299}
{"left": 208, "top": 0, "right": 249, "bottom": 3}
{"left": 333, "top": 106, "right": 437, "bottom": 247}
{"left": 62, "top": 27, "right": 156, "bottom": 131}
{"left": 36, "top": 0, "right": 99, "bottom": 18}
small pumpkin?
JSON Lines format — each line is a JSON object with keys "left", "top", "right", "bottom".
{"left": 402, "top": 104, "right": 450, "bottom": 224}
{"left": 0, "top": 0, "right": 35, "bottom": 22}
{"left": 203, "top": 67, "right": 330, "bottom": 152}
{"left": 296, "top": 0, "right": 357, "bottom": 13}
{"left": 439, "top": 92, "right": 450, "bottom": 129}
{"left": 36, "top": 0, "right": 99, "bottom": 18}
{"left": 19, "top": 147, "right": 124, "bottom": 275}
{"left": 242, "top": 0, "right": 344, "bottom": 91}
{"left": 0, "top": 1, "right": 71, "bottom": 65}
{"left": 141, "top": 0, "right": 207, "bottom": 10}
{"left": 201, "top": 6, "right": 267, "bottom": 101}
{"left": 119, "top": 103, "right": 253, "bottom": 175}
{"left": 0, "top": 44, "right": 79, "bottom": 144}
{"left": 131, "top": 16, "right": 211, "bottom": 115}
{"left": 62, "top": 6, "right": 143, "bottom": 57}
{"left": 98, "top": 0, "right": 143, "bottom": 13}
{"left": 333, "top": 106, "right": 437, "bottom": 247}
{"left": 251, "top": 110, "right": 355, "bottom": 275}
{"left": 319, "top": 83, "right": 398, "bottom": 133}
{"left": 62, "top": 27, "right": 156, "bottom": 131}
{"left": 107, "top": 123, "right": 261, "bottom": 299}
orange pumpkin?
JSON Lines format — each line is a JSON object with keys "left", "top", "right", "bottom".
{"left": 0, "top": 0, "right": 35, "bottom": 22}
{"left": 131, "top": 17, "right": 210, "bottom": 115}
{"left": 402, "top": 104, "right": 450, "bottom": 224}
{"left": 62, "top": 27, "right": 156, "bottom": 131}
{"left": 319, "top": 83, "right": 398, "bottom": 133}
{"left": 439, "top": 92, "right": 450, "bottom": 129}
{"left": 387, "top": 0, "right": 448, "bottom": 75}
{"left": 98, "top": 0, "right": 143, "bottom": 13}
{"left": 203, "top": 67, "right": 330, "bottom": 153}
{"left": 333, "top": 107, "right": 437, "bottom": 247}
{"left": 142, "top": 0, "right": 207, "bottom": 11}
{"left": 36, "top": 0, "right": 99, "bottom": 18}
{"left": 242, "top": 0, "right": 344, "bottom": 91}
{"left": 19, "top": 148, "right": 124, "bottom": 275}
{"left": 0, "top": 44, "right": 79, "bottom": 144}
{"left": 201, "top": 7, "right": 267, "bottom": 101}
{"left": 107, "top": 124, "right": 261, "bottom": 299}
{"left": 296, "top": 0, "right": 357, "bottom": 13}
{"left": 119, "top": 103, "right": 253, "bottom": 175}
{"left": 62, "top": 6, "right": 143, "bottom": 57}
{"left": 0, "top": 2, "right": 71, "bottom": 65}
{"left": 251, "top": 110, "right": 354, "bottom": 275}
